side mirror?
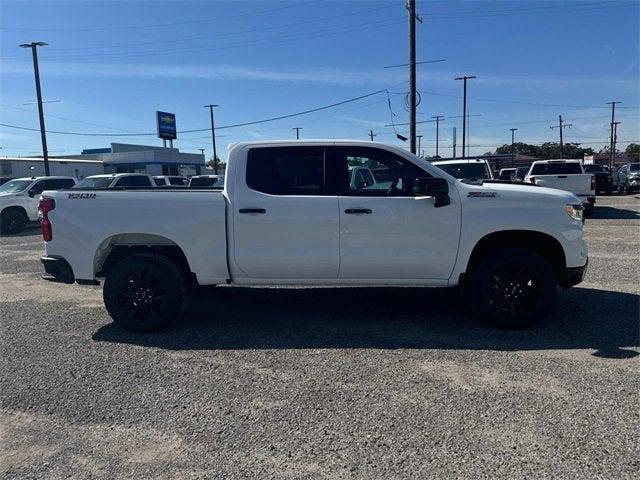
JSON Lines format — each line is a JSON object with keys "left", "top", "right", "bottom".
{"left": 421, "top": 177, "right": 450, "bottom": 207}
{"left": 27, "top": 189, "right": 36, "bottom": 198}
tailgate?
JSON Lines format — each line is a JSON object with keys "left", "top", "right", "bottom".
{"left": 532, "top": 174, "right": 593, "bottom": 196}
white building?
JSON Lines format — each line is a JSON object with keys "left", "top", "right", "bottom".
{"left": 1, "top": 143, "right": 206, "bottom": 181}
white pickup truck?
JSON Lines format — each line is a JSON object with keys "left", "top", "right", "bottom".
{"left": 524, "top": 160, "right": 596, "bottom": 216}
{"left": 39, "top": 141, "right": 588, "bottom": 332}
{"left": 0, "top": 176, "right": 77, "bottom": 234}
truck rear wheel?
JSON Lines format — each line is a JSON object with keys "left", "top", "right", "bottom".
{"left": 103, "top": 253, "right": 189, "bottom": 333}
{"left": 469, "top": 248, "right": 557, "bottom": 329}
{"left": 1, "top": 209, "right": 27, "bottom": 235}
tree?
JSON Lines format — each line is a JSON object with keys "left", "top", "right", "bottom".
{"left": 494, "top": 142, "right": 593, "bottom": 160}
{"left": 626, "top": 143, "right": 640, "bottom": 155}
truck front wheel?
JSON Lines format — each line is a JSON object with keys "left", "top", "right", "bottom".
{"left": 469, "top": 248, "right": 557, "bottom": 329}
{"left": 103, "top": 253, "right": 189, "bottom": 333}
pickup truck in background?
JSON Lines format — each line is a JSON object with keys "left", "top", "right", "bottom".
{"left": 613, "top": 162, "right": 640, "bottom": 194}
{"left": 39, "top": 141, "right": 588, "bottom": 333}
{"left": 73, "top": 173, "right": 157, "bottom": 189}
{"left": 0, "top": 176, "right": 77, "bottom": 234}
{"left": 432, "top": 159, "right": 494, "bottom": 184}
{"left": 583, "top": 164, "right": 613, "bottom": 195}
{"left": 153, "top": 175, "right": 189, "bottom": 187}
{"left": 524, "top": 160, "right": 596, "bottom": 216}
{"left": 188, "top": 175, "right": 225, "bottom": 188}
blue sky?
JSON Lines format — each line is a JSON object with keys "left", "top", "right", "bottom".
{"left": 1, "top": 0, "right": 638, "bottom": 160}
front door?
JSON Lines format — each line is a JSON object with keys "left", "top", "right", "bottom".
{"left": 335, "top": 146, "right": 460, "bottom": 281}
{"left": 232, "top": 146, "right": 340, "bottom": 280}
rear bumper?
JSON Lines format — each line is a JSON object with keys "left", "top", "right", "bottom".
{"left": 40, "top": 256, "right": 75, "bottom": 284}
{"left": 560, "top": 258, "right": 588, "bottom": 288}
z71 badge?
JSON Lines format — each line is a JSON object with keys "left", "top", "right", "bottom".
{"left": 67, "top": 193, "right": 96, "bottom": 199}
{"left": 468, "top": 191, "right": 496, "bottom": 198}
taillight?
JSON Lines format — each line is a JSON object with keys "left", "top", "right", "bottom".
{"left": 590, "top": 175, "right": 596, "bottom": 191}
{"left": 39, "top": 197, "right": 55, "bottom": 241}
{"left": 529, "top": 176, "right": 536, "bottom": 184}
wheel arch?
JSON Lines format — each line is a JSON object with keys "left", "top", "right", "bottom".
{"left": 1, "top": 205, "right": 28, "bottom": 218}
{"left": 465, "top": 230, "right": 566, "bottom": 281}
{"left": 94, "top": 233, "right": 192, "bottom": 281}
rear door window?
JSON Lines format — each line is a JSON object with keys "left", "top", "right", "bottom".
{"left": 246, "top": 146, "right": 331, "bottom": 195}
{"left": 115, "top": 176, "right": 152, "bottom": 187}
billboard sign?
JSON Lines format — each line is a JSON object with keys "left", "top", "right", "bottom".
{"left": 156, "top": 111, "right": 177, "bottom": 140}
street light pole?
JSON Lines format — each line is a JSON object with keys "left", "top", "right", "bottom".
{"left": 454, "top": 75, "right": 476, "bottom": 159}
{"left": 20, "top": 41, "right": 50, "bottom": 176}
{"left": 203, "top": 104, "right": 219, "bottom": 174}
{"left": 407, "top": 0, "right": 417, "bottom": 154}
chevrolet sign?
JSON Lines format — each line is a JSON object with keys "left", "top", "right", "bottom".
{"left": 156, "top": 111, "right": 177, "bottom": 140}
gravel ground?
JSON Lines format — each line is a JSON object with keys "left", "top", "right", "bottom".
{"left": 1, "top": 195, "right": 638, "bottom": 479}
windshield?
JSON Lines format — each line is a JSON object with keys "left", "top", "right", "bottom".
{"left": 74, "top": 177, "right": 114, "bottom": 188}
{"left": 0, "top": 179, "right": 32, "bottom": 193}
{"left": 584, "top": 165, "right": 604, "bottom": 173}
{"left": 435, "top": 163, "right": 490, "bottom": 180}
{"left": 630, "top": 163, "right": 640, "bottom": 171}
{"left": 530, "top": 163, "right": 583, "bottom": 175}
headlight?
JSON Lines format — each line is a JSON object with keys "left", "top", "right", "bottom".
{"left": 564, "top": 204, "right": 584, "bottom": 221}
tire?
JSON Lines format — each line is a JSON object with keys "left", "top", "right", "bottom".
{"left": 468, "top": 248, "right": 557, "bottom": 329}
{"left": 103, "top": 253, "right": 189, "bottom": 333}
{"left": 1, "top": 209, "right": 28, "bottom": 235}
{"left": 583, "top": 203, "right": 594, "bottom": 218}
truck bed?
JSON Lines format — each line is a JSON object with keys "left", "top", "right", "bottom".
{"left": 42, "top": 188, "right": 229, "bottom": 284}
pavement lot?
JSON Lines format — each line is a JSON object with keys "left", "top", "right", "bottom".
{"left": 1, "top": 195, "right": 638, "bottom": 479}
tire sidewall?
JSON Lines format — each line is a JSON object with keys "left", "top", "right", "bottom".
{"left": 470, "top": 249, "right": 557, "bottom": 329}
{"left": 103, "top": 255, "right": 187, "bottom": 333}
{"left": 1, "top": 210, "right": 27, "bottom": 234}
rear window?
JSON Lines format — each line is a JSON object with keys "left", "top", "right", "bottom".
{"left": 74, "top": 177, "right": 114, "bottom": 188}
{"left": 115, "top": 176, "right": 152, "bottom": 187}
{"left": 530, "top": 163, "right": 583, "bottom": 175}
{"left": 435, "top": 162, "right": 490, "bottom": 180}
{"left": 584, "top": 165, "right": 604, "bottom": 173}
{"left": 153, "top": 177, "right": 167, "bottom": 185}
{"left": 247, "top": 147, "right": 325, "bottom": 195}
{"left": 168, "top": 177, "right": 188, "bottom": 186}
{"left": 189, "top": 177, "right": 222, "bottom": 187}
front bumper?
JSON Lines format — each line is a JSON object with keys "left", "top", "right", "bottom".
{"left": 41, "top": 256, "right": 75, "bottom": 284}
{"left": 560, "top": 258, "right": 588, "bottom": 288}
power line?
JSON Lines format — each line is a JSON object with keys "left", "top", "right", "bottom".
{"left": 0, "top": 88, "right": 391, "bottom": 137}
{"left": 33, "top": 4, "right": 399, "bottom": 53}
{"left": 23, "top": 18, "right": 405, "bottom": 62}
{"left": 1, "top": 1, "right": 321, "bottom": 31}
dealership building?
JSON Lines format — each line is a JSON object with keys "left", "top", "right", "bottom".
{"left": 0, "top": 143, "right": 205, "bottom": 180}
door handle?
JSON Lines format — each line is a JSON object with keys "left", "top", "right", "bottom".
{"left": 239, "top": 208, "right": 266, "bottom": 214}
{"left": 557, "top": 175, "right": 567, "bottom": 178}
{"left": 345, "top": 208, "right": 372, "bottom": 214}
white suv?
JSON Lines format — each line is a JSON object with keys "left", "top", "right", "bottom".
{"left": 0, "top": 176, "right": 77, "bottom": 234}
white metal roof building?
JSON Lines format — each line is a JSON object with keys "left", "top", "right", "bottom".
{"left": 0, "top": 157, "right": 104, "bottom": 180}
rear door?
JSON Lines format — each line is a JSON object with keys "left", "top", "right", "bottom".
{"left": 335, "top": 146, "right": 460, "bottom": 281}
{"left": 231, "top": 146, "right": 340, "bottom": 279}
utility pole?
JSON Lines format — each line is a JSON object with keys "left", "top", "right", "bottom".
{"left": 613, "top": 121, "right": 621, "bottom": 166}
{"left": 369, "top": 129, "right": 376, "bottom": 141}
{"left": 416, "top": 135, "right": 423, "bottom": 156}
{"left": 550, "top": 115, "right": 572, "bottom": 159}
{"left": 407, "top": 0, "right": 417, "bottom": 154}
{"left": 607, "top": 101, "right": 620, "bottom": 169}
{"left": 293, "top": 127, "right": 302, "bottom": 139}
{"left": 20, "top": 42, "right": 50, "bottom": 176}
{"left": 452, "top": 126, "right": 457, "bottom": 159}
{"left": 432, "top": 115, "right": 444, "bottom": 158}
{"left": 454, "top": 75, "right": 476, "bottom": 159}
{"left": 198, "top": 148, "right": 205, "bottom": 156}
{"left": 203, "top": 104, "right": 219, "bottom": 174}
{"left": 510, "top": 128, "right": 518, "bottom": 165}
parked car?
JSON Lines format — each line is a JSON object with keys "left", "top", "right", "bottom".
{"left": 73, "top": 173, "right": 156, "bottom": 189}
{"left": 525, "top": 160, "right": 596, "bottom": 217}
{"left": 583, "top": 164, "right": 613, "bottom": 195}
{"left": 498, "top": 168, "right": 516, "bottom": 181}
{"left": 514, "top": 166, "right": 530, "bottom": 181}
{"left": 432, "top": 159, "right": 494, "bottom": 184}
{"left": 188, "top": 175, "right": 225, "bottom": 188}
{"left": 0, "top": 176, "right": 77, "bottom": 234}
{"left": 153, "top": 176, "right": 189, "bottom": 187}
{"left": 349, "top": 166, "right": 379, "bottom": 190}
{"left": 39, "top": 140, "right": 587, "bottom": 333}
{"left": 613, "top": 163, "right": 640, "bottom": 194}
